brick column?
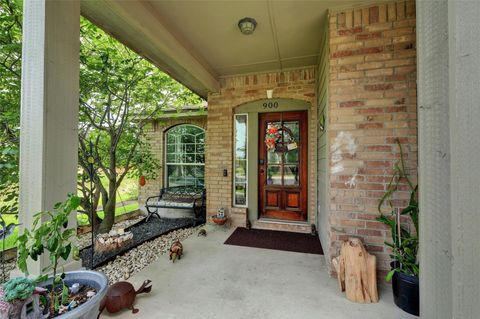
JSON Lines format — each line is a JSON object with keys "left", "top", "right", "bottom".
{"left": 328, "top": 0, "right": 417, "bottom": 273}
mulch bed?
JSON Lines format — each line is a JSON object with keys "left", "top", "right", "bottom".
{"left": 80, "top": 217, "right": 196, "bottom": 268}
{"left": 224, "top": 227, "right": 323, "bottom": 255}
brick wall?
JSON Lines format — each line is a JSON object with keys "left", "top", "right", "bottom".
{"left": 328, "top": 0, "right": 417, "bottom": 273}
{"left": 206, "top": 68, "right": 316, "bottom": 228}
{"left": 138, "top": 116, "right": 207, "bottom": 206}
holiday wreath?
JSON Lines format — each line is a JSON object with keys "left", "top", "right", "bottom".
{"left": 265, "top": 123, "right": 297, "bottom": 153}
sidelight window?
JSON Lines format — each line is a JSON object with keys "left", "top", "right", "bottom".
{"left": 233, "top": 114, "right": 248, "bottom": 206}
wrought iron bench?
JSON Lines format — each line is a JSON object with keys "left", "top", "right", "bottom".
{"left": 145, "top": 186, "right": 206, "bottom": 225}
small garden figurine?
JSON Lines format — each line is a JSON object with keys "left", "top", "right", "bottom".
{"left": 98, "top": 280, "right": 152, "bottom": 316}
{"left": 169, "top": 241, "right": 183, "bottom": 262}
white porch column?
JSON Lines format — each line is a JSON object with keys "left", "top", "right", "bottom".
{"left": 448, "top": 1, "right": 480, "bottom": 317}
{"left": 417, "top": 0, "right": 480, "bottom": 318}
{"left": 19, "top": 0, "right": 80, "bottom": 276}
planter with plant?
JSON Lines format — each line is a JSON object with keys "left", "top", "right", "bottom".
{"left": 376, "top": 140, "right": 419, "bottom": 316}
{"left": 15, "top": 193, "right": 108, "bottom": 318}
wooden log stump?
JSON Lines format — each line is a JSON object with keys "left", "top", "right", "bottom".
{"left": 332, "top": 237, "right": 378, "bottom": 303}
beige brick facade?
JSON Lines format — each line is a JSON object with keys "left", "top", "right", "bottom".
{"left": 138, "top": 0, "right": 417, "bottom": 275}
{"left": 206, "top": 69, "right": 317, "bottom": 231}
{"left": 138, "top": 116, "right": 207, "bottom": 205}
{"left": 328, "top": 0, "right": 417, "bottom": 273}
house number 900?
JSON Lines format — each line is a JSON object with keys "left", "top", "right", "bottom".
{"left": 263, "top": 102, "right": 279, "bottom": 109}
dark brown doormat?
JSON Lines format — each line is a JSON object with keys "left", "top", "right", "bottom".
{"left": 224, "top": 227, "right": 323, "bottom": 255}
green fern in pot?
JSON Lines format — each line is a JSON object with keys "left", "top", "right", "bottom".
{"left": 376, "top": 139, "right": 419, "bottom": 281}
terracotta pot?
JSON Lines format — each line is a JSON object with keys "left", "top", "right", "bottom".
{"left": 139, "top": 176, "right": 146, "bottom": 187}
{"left": 212, "top": 216, "right": 227, "bottom": 225}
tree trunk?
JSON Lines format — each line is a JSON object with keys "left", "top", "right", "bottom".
{"left": 97, "top": 195, "right": 115, "bottom": 234}
{"left": 97, "top": 167, "right": 117, "bottom": 233}
{"left": 332, "top": 237, "right": 378, "bottom": 303}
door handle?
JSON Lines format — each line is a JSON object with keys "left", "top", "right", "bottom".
{"left": 260, "top": 168, "right": 265, "bottom": 174}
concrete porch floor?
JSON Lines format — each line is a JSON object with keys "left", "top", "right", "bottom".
{"left": 101, "top": 225, "right": 417, "bottom": 319}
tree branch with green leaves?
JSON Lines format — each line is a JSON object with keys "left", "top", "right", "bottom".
{"left": 78, "top": 17, "right": 202, "bottom": 233}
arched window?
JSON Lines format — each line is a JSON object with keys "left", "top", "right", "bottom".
{"left": 165, "top": 124, "right": 205, "bottom": 187}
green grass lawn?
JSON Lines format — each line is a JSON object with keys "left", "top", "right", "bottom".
{"left": 99, "top": 174, "right": 138, "bottom": 203}
{"left": 0, "top": 214, "right": 19, "bottom": 251}
{"left": 1, "top": 202, "right": 139, "bottom": 251}
{"left": 76, "top": 202, "right": 139, "bottom": 226}
{"left": 0, "top": 174, "right": 140, "bottom": 251}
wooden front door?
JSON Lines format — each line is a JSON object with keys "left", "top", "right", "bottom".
{"left": 258, "top": 111, "right": 308, "bottom": 221}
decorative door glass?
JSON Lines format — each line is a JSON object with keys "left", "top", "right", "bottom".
{"left": 265, "top": 120, "right": 300, "bottom": 186}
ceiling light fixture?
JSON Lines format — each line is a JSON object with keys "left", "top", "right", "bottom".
{"left": 238, "top": 17, "right": 257, "bottom": 35}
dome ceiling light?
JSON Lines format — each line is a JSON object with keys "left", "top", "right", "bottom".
{"left": 238, "top": 17, "right": 257, "bottom": 35}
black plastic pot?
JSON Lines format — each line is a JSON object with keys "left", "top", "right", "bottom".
{"left": 391, "top": 262, "right": 419, "bottom": 316}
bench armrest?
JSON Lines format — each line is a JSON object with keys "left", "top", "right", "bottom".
{"left": 193, "top": 196, "right": 204, "bottom": 207}
{"left": 146, "top": 188, "right": 166, "bottom": 205}
{"left": 146, "top": 195, "right": 161, "bottom": 204}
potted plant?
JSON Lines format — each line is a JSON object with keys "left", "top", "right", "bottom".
{"left": 16, "top": 193, "right": 108, "bottom": 318}
{"left": 377, "top": 140, "right": 419, "bottom": 316}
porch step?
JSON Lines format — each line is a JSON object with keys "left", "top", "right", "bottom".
{"left": 252, "top": 219, "right": 311, "bottom": 234}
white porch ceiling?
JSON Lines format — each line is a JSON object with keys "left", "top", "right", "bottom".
{"left": 81, "top": 0, "right": 381, "bottom": 98}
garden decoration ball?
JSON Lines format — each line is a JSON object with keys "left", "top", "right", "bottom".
{"left": 169, "top": 240, "right": 183, "bottom": 262}
{"left": 98, "top": 280, "right": 152, "bottom": 316}
{"left": 197, "top": 229, "right": 207, "bottom": 237}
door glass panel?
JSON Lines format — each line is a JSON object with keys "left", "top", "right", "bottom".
{"left": 266, "top": 165, "right": 282, "bottom": 185}
{"left": 284, "top": 149, "right": 298, "bottom": 164}
{"left": 284, "top": 165, "right": 299, "bottom": 186}
{"left": 267, "top": 121, "right": 281, "bottom": 131}
{"left": 283, "top": 121, "right": 300, "bottom": 142}
{"left": 267, "top": 151, "right": 282, "bottom": 164}
{"left": 265, "top": 121, "right": 281, "bottom": 152}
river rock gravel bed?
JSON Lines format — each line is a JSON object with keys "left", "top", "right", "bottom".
{"left": 0, "top": 261, "right": 16, "bottom": 284}
{"left": 95, "top": 225, "right": 201, "bottom": 284}
{"left": 77, "top": 216, "right": 145, "bottom": 250}
{"left": 80, "top": 218, "right": 196, "bottom": 268}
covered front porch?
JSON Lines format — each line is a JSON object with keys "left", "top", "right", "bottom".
{"left": 17, "top": 0, "right": 480, "bottom": 318}
{"left": 102, "top": 225, "right": 415, "bottom": 319}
